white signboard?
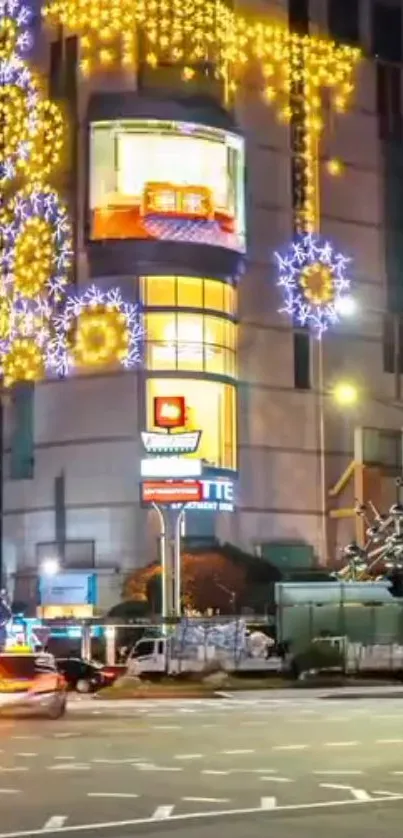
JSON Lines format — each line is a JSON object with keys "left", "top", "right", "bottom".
{"left": 39, "top": 574, "right": 96, "bottom": 606}
{"left": 140, "top": 457, "right": 202, "bottom": 478}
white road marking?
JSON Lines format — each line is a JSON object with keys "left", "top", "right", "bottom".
{"left": 152, "top": 806, "right": 174, "bottom": 820}
{"left": 136, "top": 764, "right": 182, "bottom": 772}
{"left": 53, "top": 734, "right": 75, "bottom": 739}
{"left": 174, "top": 754, "right": 202, "bottom": 760}
{"left": 152, "top": 726, "right": 181, "bottom": 731}
{"left": 0, "top": 795, "right": 402, "bottom": 838}
{"left": 260, "top": 776, "right": 292, "bottom": 783}
{"left": 87, "top": 794, "right": 139, "bottom": 799}
{"left": 43, "top": 817, "right": 67, "bottom": 831}
{"left": 376, "top": 739, "right": 403, "bottom": 744}
{"left": 182, "top": 797, "right": 230, "bottom": 804}
{"left": 272, "top": 744, "right": 308, "bottom": 751}
{"left": 16, "top": 754, "right": 37, "bottom": 759}
{"left": 312, "top": 769, "right": 368, "bottom": 777}
{"left": 11, "top": 736, "right": 39, "bottom": 741}
{"left": 372, "top": 790, "right": 402, "bottom": 797}
{"left": 260, "top": 797, "right": 277, "bottom": 809}
{"left": 202, "top": 770, "right": 229, "bottom": 775}
{"left": 325, "top": 741, "right": 359, "bottom": 748}
{"left": 54, "top": 757, "right": 76, "bottom": 761}
{"left": 48, "top": 764, "right": 90, "bottom": 771}
{"left": 221, "top": 749, "right": 255, "bottom": 755}
{"left": 230, "top": 769, "right": 277, "bottom": 774}
{"left": 0, "top": 789, "right": 20, "bottom": 794}
{"left": 92, "top": 759, "right": 142, "bottom": 765}
{"left": 391, "top": 771, "right": 403, "bottom": 775}
{"left": 320, "top": 784, "right": 372, "bottom": 801}
{"left": 0, "top": 768, "right": 28, "bottom": 773}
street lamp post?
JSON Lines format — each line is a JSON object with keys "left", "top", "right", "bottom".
{"left": 316, "top": 296, "right": 358, "bottom": 564}
{"left": 317, "top": 338, "right": 328, "bottom": 563}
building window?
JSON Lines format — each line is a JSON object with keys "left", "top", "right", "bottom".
{"left": 376, "top": 64, "right": 402, "bottom": 140}
{"left": 10, "top": 384, "right": 34, "bottom": 480}
{"left": 89, "top": 120, "right": 245, "bottom": 253}
{"left": 328, "top": 0, "right": 360, "bottom": 45}
{"left": 145, "top": 312, "right": 237, "bottom": 377}
{"left": 288, "top": 0, "right": 309, "bottom": 34}
{"left": 372, "top": 2, "right": 402, "bottom": 63}
{"left": 294, "top": 331, "right": 311, "bottom": 389}
{"left": 177, "top": 276, "right": 203, "bottom": 308}
{"left": 140, "top": 275, "right": 237, "bottom": 316}
{"left": 383, "top": 313, "right": 403, "bottom": 373}
{"left": 146, "top": 378, "right": 237, "bottom": 470}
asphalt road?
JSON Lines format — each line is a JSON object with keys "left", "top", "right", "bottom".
{"left": 0, "top": 694, "right": 403, "bottom": 838}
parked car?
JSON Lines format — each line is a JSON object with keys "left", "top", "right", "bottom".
{"left": 0, "top": 650, "right": 67, "bottom": 719}
{"left": 56, "top": 657, "right": 116, "bottom": 693}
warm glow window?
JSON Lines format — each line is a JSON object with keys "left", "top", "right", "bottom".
{"left": 140, "top": 275, "right": 237, "bottom": 316}
{"left": 146, "top": 378, "right": 237, "bottom": 470}
{"left": 89, "top": 120, "right": 245, "bottom": 253}
{"left": 145, "top": 312, "right": 237, "bottom": 376}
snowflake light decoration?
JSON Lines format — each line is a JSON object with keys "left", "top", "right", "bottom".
{"left": 50, "top": 286, "right": 144, "bottom": 376}
{"left": 2, "top": 188, "right": 73, "bottom": 301}
{"left": 274, "top": 233, "right": 352, "bottom": 339}
{"left": 0, "top": 1, "right": 144, "bottom": 387}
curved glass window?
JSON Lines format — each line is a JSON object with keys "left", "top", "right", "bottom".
{"left": 146, "top": 378, "right": 237, "bottom": 470}
{"left": 140, "top": 275, "right": 237, "bottom": 316}
{"left": 145, "top": 312, "right": 237, "bottom": 376}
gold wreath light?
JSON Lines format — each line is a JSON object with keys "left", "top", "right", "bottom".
{"left": 300, "top": 262, "right": 334, "bottom": 306}
{"left": 3, "top": 338, "right": 45, "bottom": 388}
{"left": 72, "top": 306, "right": 130, "bottom": 368}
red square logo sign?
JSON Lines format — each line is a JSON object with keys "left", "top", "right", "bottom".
{"left": 154, "top": 396, "right": 185, "bottom": 429}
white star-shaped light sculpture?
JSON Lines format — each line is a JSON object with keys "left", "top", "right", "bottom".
{"left": 274, "top": 233, "right": 352, "bottom": 339}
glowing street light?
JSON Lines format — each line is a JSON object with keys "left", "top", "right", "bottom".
{"left": 41, "top": 558, "right": 60, "bottom": 577}
{"left": 335, "top": 295, "right": 357, "bottom": 317}
{"left": 333, "top": 381, "right": 359, "bottom": 407}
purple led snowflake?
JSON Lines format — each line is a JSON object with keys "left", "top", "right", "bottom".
{"left": 274, "top": 233, "right": 352, "bottom": 339}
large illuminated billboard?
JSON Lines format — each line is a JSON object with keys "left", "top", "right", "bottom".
{"left": 89, "top": 119, "right": 245, "bottom": 253}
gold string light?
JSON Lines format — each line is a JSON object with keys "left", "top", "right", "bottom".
{"left": 0, "top": 84, "right": 36, "bottom": 179}
{"left": 72, "top": 307, "right": 130, "bottom": 368}
{"left": 42, "top": 1, "right": 360, "bottom": 236}
{"left": 13, "top": 217, "right": 54, "bottom": 298}
{"left": 300, "top": 262, "right": 334, "bottom": 305}
{"left": 26, "top": 100, "right": 66, "bottom": 184}
{"left": 3, "top": 338, "right": 45, "bottom": 388}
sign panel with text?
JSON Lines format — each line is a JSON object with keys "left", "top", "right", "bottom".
{"left": 141, "top": 430, "right": 201, "bottom": 454}
{"left": 141, "top": 480, "right": 203, "bottom": 505}
{"left": 141, "top": 478, "right": 235, "bottom": 511}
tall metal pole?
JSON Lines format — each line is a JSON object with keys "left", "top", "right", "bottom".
{"left": 318, "top": 339, "right": 328, "bottom": 564}
{"left": 151, "top": 503, "right": 168, "bottom": 626}
{"left": 174, "top": 507, "right": 186, "bottom": 618}
{"left": 0, "top": 393, "right": 3, "bottom": 590}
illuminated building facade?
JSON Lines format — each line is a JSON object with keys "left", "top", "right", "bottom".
{"left": 4, "top": 0, "right": 403, "bottom": 612}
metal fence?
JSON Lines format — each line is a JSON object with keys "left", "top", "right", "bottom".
{"left": 276, "top": 601, "right": 403, "bottom": 652}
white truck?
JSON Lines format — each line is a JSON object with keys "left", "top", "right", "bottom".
{"left": 126, "top": 620, "right": 284, "bottom": 677}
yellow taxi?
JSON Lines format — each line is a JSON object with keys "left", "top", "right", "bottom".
{"left": 0, "top": 646, "right": 67, "bottom": 719}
